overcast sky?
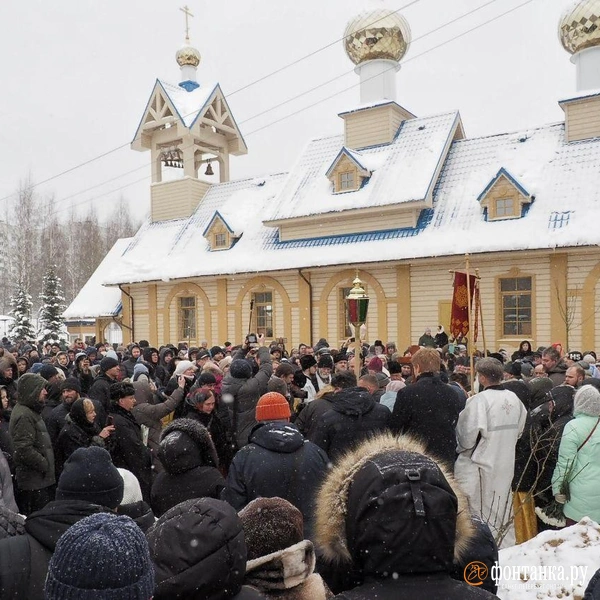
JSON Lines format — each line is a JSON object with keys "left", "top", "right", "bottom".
{"left": 0, "top": 0, "right": 577, "bottom": 220}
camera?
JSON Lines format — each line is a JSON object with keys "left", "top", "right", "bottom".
{"left": 247, "top": 333, "right": 258, "bottom": 344}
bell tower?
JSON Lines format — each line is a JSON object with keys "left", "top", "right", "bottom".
{"left": 131, "top": 6, "right": 247, "bottom": 221}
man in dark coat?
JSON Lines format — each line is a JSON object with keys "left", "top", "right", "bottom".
{"left": 296, "top": 370, "right": 356, "bottom": 439}
{"left": 309, "top": 386, "right": 390, "bottom": 462}
{"left": 542, "top": 347, "right": 568, "bottom": 387}
{"left": 121, "top": 344, "right": 141, "bottom": 378}
{"left": 221, "top": 339, "right": 272, "bottom": 448}
{"left": 108, "top": 381, "right": 152, "bottom": 503}
{"left": 223, "top": 392, "right": 328, "bottom": 539}
{"left": 389, "top": 348, "right": 463, "bottom": 470}
{"left": 46, "top": 378, "right": 82, "bottom": 450}
{"left": 9, "top": 373, "right": 55, "bottom": 515}
{"left": 151, "top": 418, "right": 225, "bottom": 517}
{"left": 0, "top": 446, "right": 124, "bottom": 600}
{"left": 88, "top": 356, "right": 120, "bottom": 426}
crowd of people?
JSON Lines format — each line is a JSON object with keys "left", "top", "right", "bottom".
{"left": 0, "top": 331, "right": 598, "bottom": 598}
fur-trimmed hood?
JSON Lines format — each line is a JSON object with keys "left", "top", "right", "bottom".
{"left": 246, "top": 540, "right": 315, "bottom": 591}
{"left": 158, "top": 418, "right": 219, "bottom": 474}
{"left": 315, "top": 433, "right": 474, "bottom": 576}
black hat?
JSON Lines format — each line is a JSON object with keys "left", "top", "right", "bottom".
{"left": 567, "top": 351, "right": 583, "bottom": 362}
{"left": 299, "top": 355, "right": 317, "bottom": 370}
{"left": 334, "top": 353, "right": 349, "bottom": 364}
{"left": 198, "top": 371, "right": 217, "bottom": 386}
{"left": 196, "top": 349, "right": 210, "bottom": 361}
{"left": 229, "top": 359, "right": 253, "bottom": 380}
{"left": 317, "top": 355, "right": 334, "bottom": 369}
{"left": 100, "top": 356, "right": 119, "bottom": 372}
{"left": 57, "top": 447, "right": 124, "bottom": 509}
{"left": 209, "top": 346, "right": 223, "bottom": 358}
{"left": 60, "top": 377, "right": 81, "bottom": 393}
{"left": 39, "top": 364, "right": 59, "bottom": 381}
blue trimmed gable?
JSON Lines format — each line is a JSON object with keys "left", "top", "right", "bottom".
{"left": 202, "top": 211, "right": 234, "bottom": 237}
{"left": 477, "top": 168, "right": 533, "bottom": 221}
{"left": 325, "top": 147, "right": 372, "bottom": 194}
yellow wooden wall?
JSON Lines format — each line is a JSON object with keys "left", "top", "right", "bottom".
{"left": 121, "top": 248, "right": 600, "bottom": 353}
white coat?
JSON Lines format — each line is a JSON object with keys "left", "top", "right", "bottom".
{"left": 455, "top": 386, "right": 527, "bottom": 548}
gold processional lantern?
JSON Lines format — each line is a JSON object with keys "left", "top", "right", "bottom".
{"left": 345, "top": 275, "right": 369, "bottom": 380}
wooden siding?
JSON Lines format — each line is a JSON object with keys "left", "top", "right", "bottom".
{"left": 278, "top": 207, "right": 418, "bottom": 241}
{"left": 568, "top": 254, "right": 600, "bottom": 351}
{"left": 122, "top": 248, "right": 600, "bottom": 351}
{"left": 151, "top": 178, "right": 211, "bottom": 222}
{"left": 343, "top": 104, "right": 410, "bottom": 149}
{"left": 564, "top": 97, "right": 600, "bottom": 142}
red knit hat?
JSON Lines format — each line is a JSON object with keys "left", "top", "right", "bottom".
{"left": 255, "top": 392, "right": 291, "bottom": 422}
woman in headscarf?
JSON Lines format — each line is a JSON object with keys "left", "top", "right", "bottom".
{"left": 54, "top": 398, "right": 114, "bottom": 474}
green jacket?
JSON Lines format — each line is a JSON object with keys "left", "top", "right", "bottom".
{"left": 9, "top": 400, "right": 55, "bottom": 492}
{"left": 552, "top": 413, "right": 600, "bottom": 523}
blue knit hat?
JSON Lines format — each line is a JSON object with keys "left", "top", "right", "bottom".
{"left": 45, "top": 513, "right": 154, "bottom": 600}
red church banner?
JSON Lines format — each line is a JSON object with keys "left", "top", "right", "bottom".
{"left": 450, "top": 272, "right": 478, "bottom": 340}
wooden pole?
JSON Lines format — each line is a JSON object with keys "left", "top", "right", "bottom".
{"left": 465, "top": 255, "right": 475, "bottom": 394}
{"left": 476, "top": 269, "right": 487, "bottom": 357}
{"left": 354, "top": 326, "right": 362, "bottom": 382}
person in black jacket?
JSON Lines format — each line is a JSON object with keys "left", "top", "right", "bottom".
{"left": 183, "top": 387, "right": 233, "bottom": 471}
{"left": 108, "top": 381, "right": 153, "bottom": 503}
{"left": 296, "top": 370, "right": 356, "bottom": 439}
{"left": 88, "top": 357, "right": 121, "bottom": 427}
{"left": 46, "top": 378, "right": 83, "bottom": 450}
{"left": 309, "top": 386, "right": 390, "bottom": 462}
{"left": 223, "top": 392, "right": 329, "bottom": 539}
{"left": 389, "top": 348, "right": 463, "bottom": 470}
{"left": 0, "top": 446, "right": 124, "bottom": 600}
{"left": 531, "top": 385, "right": 574, "bottom": 527}
{"left": 54, "top": 398, "right": 114, "bottom": 474}
{"left": 121, "top": 344, "right": 142, "bottom": 379}
{"left": 151, "top": 418, "right": 226, "bottom": 517}
{"left": 72, "top": 353, "right": 94, "bottom": 397}
{"left": 147, "top": 497, "right": 265, "bottom": 600}
{"left": 221, "top": 337, "right": 272, "bottom": 448}
{"left": 155, "top": 346, "right": 175, "bottom": 387}
{"left": 315, "top": 433, "right": 499, "bottom": 600}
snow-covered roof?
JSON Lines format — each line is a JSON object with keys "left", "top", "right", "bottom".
{"left": 131, "top": 79, "right": 247, "bottom": 154}
{"left": 266, "top": 111, "right": 460, "bottom": 222}
{"left": 64, "top": 238, "right": 132, "bottom": 319}
{"left": 102, "top": 110, "right": 600, "bottom": 287}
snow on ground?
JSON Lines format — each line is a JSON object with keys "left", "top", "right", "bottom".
{"left": 497, "top": 518, "right": 600, "bottom": 599}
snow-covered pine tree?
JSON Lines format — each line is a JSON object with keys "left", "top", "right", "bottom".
{"left": 9, "top": 284, "right": 36, "bottom": 341}
{"left": 38, "top": 265, "right": 67, "bottom": 345}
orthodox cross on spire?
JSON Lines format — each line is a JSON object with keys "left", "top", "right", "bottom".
{"left": 180, "top": 5, "right": 194, "bottom": 42}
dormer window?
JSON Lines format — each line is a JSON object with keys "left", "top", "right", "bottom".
{"left": 339, "top": 171, "right": 356, "bottom": 191}
{"left": 326, "top": 147, "right": 372, "bottom": 194}
{"left": 203, "top": 210, "right": 241, "bottom": 251}
{"left": 477, "top": 168, "right": 533, "bottom": 222}
{"left": 214, "top": 232, "right": 228, "bottom": 248}
{"left": 495, "top": 198, "right": 516, "bottom": 218}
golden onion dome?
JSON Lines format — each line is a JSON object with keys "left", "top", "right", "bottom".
{"left": 176, "top": 43, "right": 201, "bottom": 67}
{"left": 344, "top": 7, "right": 411, "bottom": 65}
{"left": 560, "top": 0, "right": 600, "bottom": 54}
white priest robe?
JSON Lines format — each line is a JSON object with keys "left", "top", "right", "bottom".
{"left": 455, "top": 386, "right": 527, "bottom": 548}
